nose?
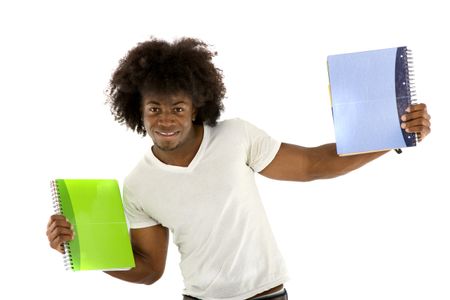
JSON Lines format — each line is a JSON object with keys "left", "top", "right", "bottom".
{"left": 157, "top": 111, "right": 176, "bottom": 126}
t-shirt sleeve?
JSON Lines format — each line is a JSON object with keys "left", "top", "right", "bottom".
{"left": 123, "top": 182, "right": 160, "bottom": 229}
{"left": 241, "top": 119, "right": 282, "bottom": 173}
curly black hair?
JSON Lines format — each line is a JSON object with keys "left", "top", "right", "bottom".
{"left": 106, "top": 37, "right": 226, "bottom": 136}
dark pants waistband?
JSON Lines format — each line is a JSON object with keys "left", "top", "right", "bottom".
{"left": 182, "top": 288, "right": 288, "bottom": 300}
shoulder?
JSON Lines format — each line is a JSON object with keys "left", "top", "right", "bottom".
{"left": 208, "top": 118, "right": 273, "bottom": 144}
{"left": 210, "top": 118, "right": 253, "bottom": 133}
{"left": 123, "top": 156, "right": 148, "bottom": 192}
{"left": 206, "top": 118, "right": 251, "bottom": 141}
{"left": 202, "top": 118, "right": 252, "bottom": 152}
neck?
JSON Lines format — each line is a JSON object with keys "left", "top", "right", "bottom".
{"left": 152, "top": 125, "right": 203, "bottom": 167}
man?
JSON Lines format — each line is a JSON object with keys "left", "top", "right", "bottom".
{"left": 46, "top": 37, "right": 431, "bottom": 300}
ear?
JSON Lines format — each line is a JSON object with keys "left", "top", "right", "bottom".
{"left": 192, "top": 107, "right": 197, "bottom": 122}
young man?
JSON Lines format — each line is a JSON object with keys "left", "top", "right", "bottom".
{"left": 46, "top": 37, "right": 431, "bottom": 300}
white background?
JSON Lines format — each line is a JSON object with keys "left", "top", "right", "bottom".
{"left": 1, "top": 0, "right": 448, "bottom": 299}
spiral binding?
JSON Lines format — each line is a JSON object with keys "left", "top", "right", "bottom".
{"left": 405, "top": 48, "right": 418, "bottom": 145}
{"left": 396, "top": 47, "right": 418, "bottom": 148}
{"left": 50, "top": 180, "right": 73, "bottom": 271}
{"left": 405, "top": 48, "right": 417, "bottom": 105}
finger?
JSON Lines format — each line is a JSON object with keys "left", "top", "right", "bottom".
{"left": 48, "top": 226, "right": 74, "bottom": 239}
{"left": 49, "top": 234, "right": 73, "bottom": 246}
{"left": 56, "top": 245, "right": 65, "bottom": 254}
{"left": 401, "top": 118, "right": 431, "bottom": 131}
{"left": 406, "top": 103, "right": 427, "bottom": 113}
{"left": 50, "top": 214, "right": 67, "bottom": 222}
{"left": 49, "top": 228, "right": 74, "bottom": 244}
{"left": 401, "top": 110, "right": 431, "bottom": 122}
{"left": 47, "top": 226, "right": 74, "bottom": 245}
{"left": 47, "top": 219, "right": 73, "bottom": 237}
{"left": 48, "top": 228, "right": 75, "bottom": 245}
{"left": 47, "top": 214, "right": 66, "bottom": 227}
{"left": 46, "top": 220, "right": 74, "bottom": 245}
{"left": 417, "top": 132, "right": 423, "bottom": 143}
{"left": 406, "top": 126, "right": 431, "bottom": 141}
{"left": 47, "top": 230, "right": 75, "bottom": 251}
{"left": 50, "top": 240, "right": 65, "bottom": 254}
{"left": 47, "top": 215, "right": 71, "bottom": 231}
{"left": 50, "top": 234, "right": 74, "bottom": 253}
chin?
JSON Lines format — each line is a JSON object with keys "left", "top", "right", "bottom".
{"left": 154, "top": 143, "right": 179, "bottom": 152}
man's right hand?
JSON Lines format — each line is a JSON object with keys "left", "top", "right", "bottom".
{"left": 46, "top": 214, "right": 74, "bottom": 254}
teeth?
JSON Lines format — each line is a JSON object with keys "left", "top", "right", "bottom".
{"left": 158, "top": 131, "right": 176, "bottom": 136}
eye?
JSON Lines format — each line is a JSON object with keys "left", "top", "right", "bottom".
{"left": 174, "top": 107, "right": 184, "bottom": 113}
{"left": 148, "top": 107, "right": 160, "bottom": 113}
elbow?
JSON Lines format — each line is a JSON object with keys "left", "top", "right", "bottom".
{"left": 306, "top": 143, "right": 354, "bottom": 180}
{"left": 301, "top": 175, "right": 329, "bottom": 182}
{"left": 140, "top": 269, "right": 164, "bottom": 285}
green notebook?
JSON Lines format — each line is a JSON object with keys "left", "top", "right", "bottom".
{"left": 50, "top": 179, "right": 135, "bottom": 271}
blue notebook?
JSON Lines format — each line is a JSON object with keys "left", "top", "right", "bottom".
{"left": 327, "top": 47, "right": 417, "bottom": 155}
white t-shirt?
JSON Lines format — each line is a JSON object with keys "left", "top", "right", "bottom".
{"left": 123, "top": 118, "right": 289, "bottom": 300}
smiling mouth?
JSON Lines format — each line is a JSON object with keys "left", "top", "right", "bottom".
{"left": 155, "top": 131, "right": 180, "bottom": 137}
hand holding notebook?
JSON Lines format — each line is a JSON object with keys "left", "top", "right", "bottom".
{"left": 47, "top": 214, "right": 75, "bottom": 254}
{"left": 399, "top": 103, "right": 430, "bottom": 143}
{"left": 327, "top": 47, "right": 431, "bottom": 155}
{"left": 48, "top": 179, "right": 135, "bottom": 271}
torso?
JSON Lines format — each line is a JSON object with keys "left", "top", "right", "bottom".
{"left": 125, "top": 119, "right": 289, "bottom": 299}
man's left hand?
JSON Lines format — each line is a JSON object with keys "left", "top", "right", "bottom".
{"left": 401, "top": 103, "right": 431, "bottom": 142}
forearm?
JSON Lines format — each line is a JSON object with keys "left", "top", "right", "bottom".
{"left": 260, "top": 142, "right": 389, "bottom": 181}
{"left": 104, "top": 251, "right": 161, "bottom": 285}
{"left": 308, "top": 143, "right": 389, "bottom": 180}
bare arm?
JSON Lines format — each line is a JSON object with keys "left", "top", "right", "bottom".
{"left": 260, "top": 142, "right": 388, "bottom": 181}
{"left": 104, "top": 225, "right": 169, "bottom": 285}
{"left": 259, "top": 103, "right": 431, "bottom": 182}
{"left": 47, "top": 215, "right": 169, "bottom": 285}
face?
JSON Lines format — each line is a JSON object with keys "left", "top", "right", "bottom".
{"left": 141, "top": 91, "right": 197, "bottom": 152}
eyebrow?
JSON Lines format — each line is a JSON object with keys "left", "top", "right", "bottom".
{"left": 172, "top": 101, "right": 188, "bottom": 106}
{"left": 145, "top": 100, "right": 188, "bottom": 106}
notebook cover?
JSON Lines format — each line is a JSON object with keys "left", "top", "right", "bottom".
{"left": 55, "top": 179, "right": 135, "bottom": 271}
{"left": 327, "top": 47, "right": 417, "bottom": 155}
